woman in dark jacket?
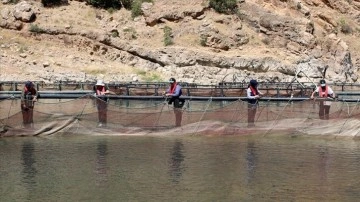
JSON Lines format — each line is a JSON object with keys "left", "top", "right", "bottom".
{"left": 21, "top": 81, "right": 39, "bottom": 128}
{"left": 165, "top": 78, "right": 185, "bottom": 127}
{"left": 246, "top": 80, "right": 263, "bottom": 127}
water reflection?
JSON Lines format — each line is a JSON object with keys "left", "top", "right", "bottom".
{"left": 1, "top": 136, "right": 360, "bottom": 201}
{"left": 95, "top": 140, "right": 109, "bottom": 186}
{"left": 246, "top": 140, "right": 257, "bottom": 185}
{"left": 318, "top": 146, "right": 329, "bottom": 183}
{"left": 168, "top": 140, "right": 185, "bottom": 184}
{"left": 21, "top": 141, "right": 37, "bottom": 191}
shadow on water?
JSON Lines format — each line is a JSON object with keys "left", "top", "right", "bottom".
{"left": 21, "top": 140, "right": 37, "bottom": 192}
{"left": 168, "top": 140, "right": 185, "bottom": 184}
{"left": 95, "top": 139, "right": 109, "bottom": 187}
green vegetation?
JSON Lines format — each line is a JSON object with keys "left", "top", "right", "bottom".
{"left": 143, "top": 73, "right": 162, "bottom": 82}
{"left": 131, "top": 0, "right": 153, "bottom": 19}
{"left": 107, "top": 7, "right": 116, "bottom": 14}
{"left": 209, "top": 0, "right": 238, "bottom": 14}
{"left": 339, "top": 19, "right": 352, "bottom": 34}
{"left": 8, "top": 0, "right": 20, "bottom": 4}
{"left": 200, "top": 35, "right": 207, "bottom": 46}
{"left": 123, "top": 27, "right": 137, "bottom": 39}
{"left": 261, "top": 37, "right": 270, "bottom": 45}
{"left": 111, "top": 30, "right": 119, "bottom": 38}
{"left": 121, "top": 0, "right": 133, "bottom": 9}
{"left": 136, "top": 69, "right": 147, "bottom": 76}
{"left": 135, "top": 69, "right": 161, "bottom": 81}
{"left": 163, "top": 26, "right": 173, "bottom": 46}
{"left": 18, "top": 46, "right": 29, "bottom": 53}
{"left": 29, "top": 24, "right": 46, "bottom": 34}
{"left": 83, "top": 67, "right": 107, "bottom": 75}
{"left": 41, "top": 0, "right": 64, "bottom": 7}
{"left": 85, "top": 0, "right": 153, "bottom": 19}
{"left": 86, "top": 0, "right": 121, "bottom": 9}
{"left": 131, "top": 0, "right": 142, "bottom": 19}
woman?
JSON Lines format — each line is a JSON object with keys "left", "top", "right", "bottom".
{"left": 94, "top": 80, "right": 110, "bottom": 127}
{"left": 246, "top": 79, "right": 263, "bottom": 127}
{"left": 165, "top": 78, "right": 185, "bottom": 127}
{"left": 310, "top": 79, "right": 335, "bottom": 120}
{"left": 21, "top": 81, "right": 39, "bottom": 128}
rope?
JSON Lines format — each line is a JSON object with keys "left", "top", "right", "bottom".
{"left": 153, "top": 96, "right": 170, "bottom": 128}
{"left": 254, "top": 99, "right": 270, "bottom": 124}
{"left": 263, "top": 96, "right": 294, "bottom": 136}
{"left": 338, "top": 98, "right": 360, "bottom": 134}
{"left": 75, "top": 94, "right": 93, "bottom": 121}
{"left": 192, "top": 97, "right": 213, "bottom": 135}
{"left": 229, "top": 99, "right": 242, "bottom": 123}
{"left": 2, "top": 97, "right": 15, "bottom": 128}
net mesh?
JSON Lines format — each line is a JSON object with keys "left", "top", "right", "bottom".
{"left": 1, "top": 95, "right": 360, "bottom": 137}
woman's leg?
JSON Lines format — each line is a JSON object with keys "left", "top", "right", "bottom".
{"left": 319, "top": 102, "right": 325, "bottom": 119}
{"left": 248, "top": 103, "right": 256, "bottom": 127}
{"left": 174, "top": 108, "right": 183, "bottom": 127}
{"left": 324, "top": 105, "right": 330, "bottom": 120}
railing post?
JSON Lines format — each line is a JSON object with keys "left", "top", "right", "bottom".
{"left": 126, "top": 86, "right": 130, "bottom": 96}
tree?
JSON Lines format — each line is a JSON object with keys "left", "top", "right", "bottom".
{"left": 209, "top": 0, "right": 237, "bottom": 14}
{"left": 41, "top": 0, "right": 67, "bottom": 7}
{"left": 86, "top": 0, "right": 121, "bottom": 9}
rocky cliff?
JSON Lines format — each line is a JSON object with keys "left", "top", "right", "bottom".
{"left": 1, "top": 0, "right": 360, "bottom": 84}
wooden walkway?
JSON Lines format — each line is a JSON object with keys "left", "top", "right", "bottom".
{"left": 1, "top": 81, "right": 360, "bottom": 98}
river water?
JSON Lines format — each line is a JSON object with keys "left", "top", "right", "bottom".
{"left": 1, "top": 135, "right": 360, "bottom": 201}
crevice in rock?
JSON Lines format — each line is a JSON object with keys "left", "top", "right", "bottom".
{"left": 320, "top": 0, "right": 334, "bottom": 9}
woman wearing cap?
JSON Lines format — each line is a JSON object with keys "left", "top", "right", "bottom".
{"left": 247, "top": 79, "right": 263, "bottom": 127}
{"left": 21, "top": 81, "right": 39, "bottom": 128}
{"left": 311, "top": 79, "right": 335, "bottom": 120}
{"left": 94, "top": 80, "right": 110, "bottom": 127}
{"left": 164, "top": 78, "right": 184, "bottom": 127}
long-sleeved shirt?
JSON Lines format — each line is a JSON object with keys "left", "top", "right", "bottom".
{"left": 247, "top": 87, "right": 262, "bottom": 104}
{"left": 21, "top": 87, "right": 39, "bottom": 106}
{"left": 166, "top": 84, "right": 182, "bottom": 97}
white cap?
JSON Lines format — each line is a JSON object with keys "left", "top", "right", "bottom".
{"left": 320, "top": 83, "right": 326, "bottom": 87}
{"left": 95, "top": 80, "right": 105, "bottom": 86}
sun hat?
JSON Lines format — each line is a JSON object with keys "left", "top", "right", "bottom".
{"left": 95, "top": 80, "right": 105, "bottom": 86}
{"left": 320, "top": 79, "right": 326, "bottom": 87}
{"left": 169, "top": 78, "right": 176, "bottom": 84}
{"left": 25, "top": 81, "right": 33, "bottom": 88}
{"left": 250, "top": 79, "right": 258, "bottom": 86}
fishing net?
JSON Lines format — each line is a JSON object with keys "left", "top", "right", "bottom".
{"left": 1, "top": 94, "right": 360, "bottom": 137}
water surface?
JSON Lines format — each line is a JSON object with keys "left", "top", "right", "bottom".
{"left": 1, "top": 135, "right": 360, "bottom": 201}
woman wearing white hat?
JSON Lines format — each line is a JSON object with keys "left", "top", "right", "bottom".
{"left": 94, "top": 80, "right": 110, "bottom": 127}
{"left": 310, "top": 79, "right": 336, "bottom": 120}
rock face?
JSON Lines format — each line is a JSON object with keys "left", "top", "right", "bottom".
{"left": 0, "top": 0, "right": 359, "bottom": 84}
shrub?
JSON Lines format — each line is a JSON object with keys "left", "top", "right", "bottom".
{"left": 131, "top": 0, "right": 153, "bottom": 19}
{"left": 86, "top": 0, "right": 121, "bottom": 9}
{"left": 111, "top": 30, "right": 119, "bottom": 38}
{"left": 131, "top": 0, "right": 142, "bottom": 19}
{"left": 200, "top": 35, "right": 207, "bottom": 46}
{"left": 8, "top": 0, "right": 20, "bottom": 4}
{"left": 121, "top": 0, "right": 133, "bottom": 9}
{"left": 261, "top": 37, "right": 270, "bottom": 45}
{"left": 163, "top": 26, "right": 173, "bottom": 46}
{"left": 339, "top": 19, "right": 352, "bottom": 34}
{"left": 29, "top": 24, "right": 45, "bottom": 33}
{"left": 209, "top": 0, "right": 237, "bottom": 14}
{"left": 41, "top": 0, "right": 66, "bottom": 7}
{"left": 123, "top": 27, "right": 137, "bottom": 39}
